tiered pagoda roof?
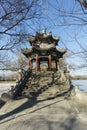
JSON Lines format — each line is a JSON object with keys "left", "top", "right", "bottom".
{"left": 28, "top": 31, "right": 60, "bottom": 46}
{"left": 21, "top": 31, "right": 66, "bottom": 60}
{"left": 21, "top": 48, "right": 66, "bottom": 59}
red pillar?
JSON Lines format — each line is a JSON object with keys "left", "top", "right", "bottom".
{"left": 48, "top": 55, "right": 52, "bottom": 71}
{"left": 36, "top": 54, "right": 39, "bottom": 71}
{"left": 28, "top": 57, "right": 32, "bottom": 70}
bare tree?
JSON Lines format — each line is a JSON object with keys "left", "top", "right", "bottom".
{"left": 0, "top": 0, "right": 40, "bottom": 34}
{"left": 0, "top": 0, "right": 42, "bottom": 70}
{"left": 0, "top": 0, "right": 41, "bottom": 50}
{"left": 1, "top": 0, "right": 87, "bottom": 72}
{"left": 44, "top": 0, "right": 87, "bottom": 68}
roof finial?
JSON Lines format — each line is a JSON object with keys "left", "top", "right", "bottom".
{"left": 42, "top": 29, "right": 46, "bottom": 34}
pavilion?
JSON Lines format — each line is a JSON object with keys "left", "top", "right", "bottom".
{"left": 21, "top": 30, "right": 66, "bottom": 71}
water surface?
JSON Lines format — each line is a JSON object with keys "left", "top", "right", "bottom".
{"left": 72, "top": 80, "right": 87, "bottom": 92}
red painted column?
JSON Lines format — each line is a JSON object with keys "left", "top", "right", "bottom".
{"left": 28, "top": 57, "right": 32, "bottom": 70}
{"left": 48, "top": 54, "right": 52, "bottom": 71}
{"left": 36, "top": 54, "right": 39, "bottom": 71}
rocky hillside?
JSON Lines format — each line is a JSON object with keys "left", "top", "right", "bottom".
{"left": 22, "top": 71, "right": 70, "bottom": 100}
{"left": 0, "top": 70, "right": 71, "bottom": 103}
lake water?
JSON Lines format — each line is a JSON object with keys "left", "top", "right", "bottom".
{"left": 72, "top": 80, "right": 87, "bottom": 92}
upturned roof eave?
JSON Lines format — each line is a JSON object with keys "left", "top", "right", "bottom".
{"left": 28, "top": 33, "right": 60, "bottom": 46}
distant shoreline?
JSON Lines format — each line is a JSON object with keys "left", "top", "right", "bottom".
{"left": 0, "top": 81, "right": 16, "bottom": 84}
{"left": 70, "top": 75, "right": 87, "bottom": 80}
{"left": 0, "top": 76, "right": 87, "bottom": 83}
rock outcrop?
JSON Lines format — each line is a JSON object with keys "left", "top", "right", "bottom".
{"left": 21, "top": 70, "right": 70, "bottom": 100}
